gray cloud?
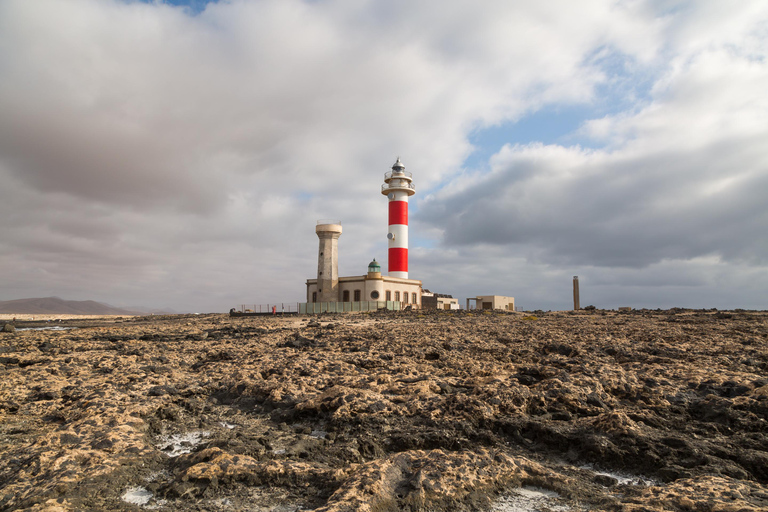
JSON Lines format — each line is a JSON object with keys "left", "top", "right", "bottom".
{"left": 0, "top": 0, "right": 766, "bottom": 311}
{"left": 420, "top": 47, "right": 768, "bottom": 271}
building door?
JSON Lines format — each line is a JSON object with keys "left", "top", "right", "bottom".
{"left": 482, "top": 302, "right": 492, "bottom": 309}
{"left": 354, "top": 290, "right": 361, "bottom": 301}
{"left": 343, "top": 290, "right": 350, "bottom": 302}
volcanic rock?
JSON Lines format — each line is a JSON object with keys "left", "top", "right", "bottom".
{"left": 0, "top": 310, "right": 766, "bottom": 511}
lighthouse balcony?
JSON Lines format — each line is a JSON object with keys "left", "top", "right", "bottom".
{"left": 384, "top": 170, "right": 413, "bottom": 181}
{"left": 381, "top": 182, "right": 416, "bottom": 194}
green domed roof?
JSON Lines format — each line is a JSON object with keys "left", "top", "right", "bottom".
{"left": 367, "top": 258, "right": 381, "bottom": 273}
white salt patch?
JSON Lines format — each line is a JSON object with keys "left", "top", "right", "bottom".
{"left": 514, "top": 487, "right": 560, "bottom": 499}
{"left": 122, "top": 486, "right": 152, "bottom": 506}
{"left": 580, "top": 464, "right": 655, "bottom": 486}
{"left": 310, "top": 429, "right": 327, "bottom": 439}
{"left": 219, "top": 421, "right": 237, "bottom": 429}
{"left": 492, "top": 486, "right": 570, "bottom": 512}
{"left": 156, "top": 431, "right": 210, "bottom": 457}
{"left": 273, "top": 448, "right": 286, "bottom": 455}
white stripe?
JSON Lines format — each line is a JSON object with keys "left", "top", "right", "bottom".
{"left": 388, "top": 224, "right": 408, "bottom": 249}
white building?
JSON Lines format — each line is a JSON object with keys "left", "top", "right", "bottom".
{"left": 466, "top": 295, "right": 515, "bottom": 311}
{"left": 422, "top": 291, "right": 460, "bottom": 310}
{"left": 306, "top": 257, "right": 422, "bottom": 307}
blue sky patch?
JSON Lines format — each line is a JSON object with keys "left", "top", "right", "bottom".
{"left": 135, "top": 0, "right": 217, "bottom": 15}
{"left": 464, "top": 105, "right": 598, "bottom": 170}
{"left": 464, "top": 48, "right": 657, "bottom": 172}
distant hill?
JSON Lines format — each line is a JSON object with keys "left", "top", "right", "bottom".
{"left": 0, "top": 297, "right": 142, "bottom": 315}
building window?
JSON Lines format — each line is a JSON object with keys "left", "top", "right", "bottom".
{"left": 354, "top": 290, "right": 361, "bottom": 301}
{"left": 312, "top": 292, "right": 317, "bottom": 303}
{"left": 403, "top": 292, "right": 409, "bottom": 304}
{"left": 412, "top": 293, "right": 417, "bottom": 304}
{"left": 394, "top": 291, "right": 400, "bottom": 302}
{"left": 371, "top": 290, "right": 380, "bottom": 299}
{"left": 343, "top": 290, "right": 350, "bottom": 302}
{"left": 386, "top": 291, "right": 391, "bottom": 301}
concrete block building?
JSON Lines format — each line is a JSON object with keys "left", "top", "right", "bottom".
{"left": 466, "top": 295, "right": 515, "bottom": 311}
{"left": 422, "top": 291, "right": 459, "bottom": 310}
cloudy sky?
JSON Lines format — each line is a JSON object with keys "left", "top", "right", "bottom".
{"left": 1, "top": 0, "right": 766, "bottom": 312}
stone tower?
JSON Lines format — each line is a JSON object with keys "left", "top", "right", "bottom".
{"left": 573, "top": 276, "right": 580, "bottom": 311}
{"left": 316, "top": 221, "right": 342, "bottom": 303}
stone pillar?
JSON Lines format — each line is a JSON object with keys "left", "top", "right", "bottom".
{"left": 316, "top": 222, "right": 342, "bottom": 303}
{"left": 573, "top": 276, "right": 580, "bottom": 311}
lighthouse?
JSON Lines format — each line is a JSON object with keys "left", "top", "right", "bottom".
{"left": 382, "top": 157, "right": 415, "bottom": 279}
{"left": 305, "top": 157, "right": 422, "bottom": 310}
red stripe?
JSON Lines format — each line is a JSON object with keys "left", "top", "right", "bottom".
{"left": 388, "top": 201, "right": 408, "bottom": 226}
{"left": 389, "top": 247, "right": 408, "bottom": 272}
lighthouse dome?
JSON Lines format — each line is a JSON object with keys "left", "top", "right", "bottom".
{"left": 367, "top": 258, "right": 381, "bottom": 273}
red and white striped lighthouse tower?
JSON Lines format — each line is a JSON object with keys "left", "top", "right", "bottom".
{"left": 382, "top": 157, "right": 416, "bottom": 279}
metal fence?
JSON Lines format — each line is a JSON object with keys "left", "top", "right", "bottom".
{"left": 298, "top": 301, "right": 402, "bottom": 314}
{"left": 232, "top": 301, "right": 405, "bottom": 315}
{"left": 236, "top": 303, "right": 300, "bottom": 314}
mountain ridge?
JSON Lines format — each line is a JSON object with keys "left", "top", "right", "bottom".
{"left": 0, "top": 297, "right": 145, "bottom": 315}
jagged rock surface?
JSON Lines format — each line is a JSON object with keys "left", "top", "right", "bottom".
{"left": 1, "top": 310, "right": 767, "bottom": 511}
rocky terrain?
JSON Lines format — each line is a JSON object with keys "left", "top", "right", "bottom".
{"left": 1, "top": 309, "right": 767, "bottom": 511}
